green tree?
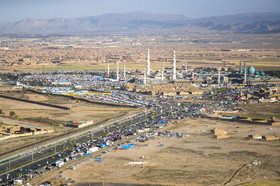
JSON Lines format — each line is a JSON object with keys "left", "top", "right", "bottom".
{"left": 0, "top": 109, "right": 3, "bottom": 114}
{"left": 10, "top": 111, "right": 15, "bottom": 117}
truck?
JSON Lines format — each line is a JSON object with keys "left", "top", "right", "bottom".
{"left": 56, "top": 160, "right": 64, "bottom": 167}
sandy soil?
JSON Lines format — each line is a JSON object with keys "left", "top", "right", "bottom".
{"left": 0, "top": 94, "right": 135, "bottom": 156}
{"left": 237, "top": 103, "right": 280, "bottom": 119}
{"left": 33, "top": 118, "right": 280, "bottom": 186}
{"left": 0, "top": 95, "right": 131, "bottom": 124}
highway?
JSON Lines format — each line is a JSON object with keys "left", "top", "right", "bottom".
{"left": 0, "top": 97, "right": 215, "bottom": 184}
{"left": 0, "top": 104, "right": 171, "bottom": 184}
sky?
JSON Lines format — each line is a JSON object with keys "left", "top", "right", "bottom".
{"left": 0, "top": 0, "right": 280, "bottom": 22}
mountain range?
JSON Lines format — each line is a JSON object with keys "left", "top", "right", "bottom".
{"left": 0, "top": 12, "right": 280, "bottom": 34}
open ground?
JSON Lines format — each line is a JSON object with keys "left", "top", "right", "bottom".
{"left": 34, "top": 118, "right": 280, "bottom": 186}
{"left": 0, "top": 91, "right": 136, "bottom": 155}
{"left": 1, "top": 34, "right": 280, "bottom": 73}
{"left": 235, "top": 103, "right": 280, "bottom": 120}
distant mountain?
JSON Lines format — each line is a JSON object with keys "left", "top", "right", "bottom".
{"left": 0, "top": 12, "right": 280, "bottom": 34}
{"left": 192, "top": 12, "right": 280, "bottom": 34}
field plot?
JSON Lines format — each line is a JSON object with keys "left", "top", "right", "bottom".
{"left": 236, "top": 103, "right": 280, "bottom": 119}
{"left": 52, "top": 118, "right": 280, "bottom": 186}
{"left": 1, "top": 34, "right": 280, "bottom": 73}
{"left": 0, "top": 92, "right": 132, "bottom": 124}
{"left": 0, "top": 92, "right": 135, "bottom": 155}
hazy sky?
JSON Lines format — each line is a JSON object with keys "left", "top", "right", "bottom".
{"left": 1, "top": 0, "right": 280, "bottom": 22}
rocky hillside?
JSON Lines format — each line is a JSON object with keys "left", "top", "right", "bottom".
{"left": 0, "top": 12, "right": 279, "bottom": 34}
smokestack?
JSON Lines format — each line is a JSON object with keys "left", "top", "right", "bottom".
{"left": 147, "top": 49, "right": 150, "bottom": 76}
{"left": 172, "top": 50, "right": 176, "bottom": 81}
{"left": 123, "top": 63, "right": 126, "bottom": 80}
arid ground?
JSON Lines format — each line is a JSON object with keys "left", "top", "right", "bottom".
{"left": 0, "top": 91, "right": 136, "bottom": 156}
{"left": 1, "top": 34, "right": 280, "bottom": 73}
{"left": 34, "top": 118, "right": 280, "bottom": 186}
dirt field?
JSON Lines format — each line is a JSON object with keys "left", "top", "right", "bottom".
{"left": 1, "top": 34, "right": 280, "bottom": 73}
{"left": 35, "top": 118, "right": 280, "bottom": 186}
{"left": 0, "top": 93, "right": 132, "bottom": 125}
{"left": 236, "top": 103, "right": 280, "bottom": 119}
{"left": 0, "top": 93, "right": 136, "bottom": 156}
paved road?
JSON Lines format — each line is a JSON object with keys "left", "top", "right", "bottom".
{"left": 0, "top": 107, "right": 166, "bottom": 183}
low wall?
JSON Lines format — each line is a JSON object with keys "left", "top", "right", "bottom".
{"left": 0, "top": 94, "right": 70, "bottom": 110}
{"left": 0, "top": 130, "right": 54, "bottom": 141}
{"left": 218, "top": 117, "right": 270, "bottom": 125}
{"left": 29, "top": 89, "right": 138, "bottom": 108}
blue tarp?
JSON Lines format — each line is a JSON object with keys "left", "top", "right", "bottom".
{"left": 120, "top": 143, "right": 135, "bottom": 149}
{"left": 84, "top": 153, "right": 93, "bottom": 156}
{"left": 95, "top": 157, "right": 102, "bottom": 162}
{"left": 100, "top": 144, "right": 106, "bottom": 148}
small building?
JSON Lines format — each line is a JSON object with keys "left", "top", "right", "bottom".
{"left": 262, "top": 135, "right": 280, "bottom": 141}
{"left": 211, "top": 128, "right": 230, "bottom": 139}
{"left": 20, "top": 126, "right": 42, "bottom": 134}
{"left": 267, "top": 117, "right": 280, "bottom": 126}
{"left": 6, "top": 126, "right": 21, "bottom": 134}
{"left": 124, "top": 83, "right": 135, "bottom": 92}
{"left": 248, "top": 134, "right": 263, "bottom": 139}
{"left": 211, "top": 128, "right": 228, "bottom": 135}
{"left": 160, "top": 90, "right": 177, "bottom": 96}
{"left": 271, "top": 121, "right": 280, "bottom": 126}
{"left": 215, "top": 135, "right": 230, "bottom": 139}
